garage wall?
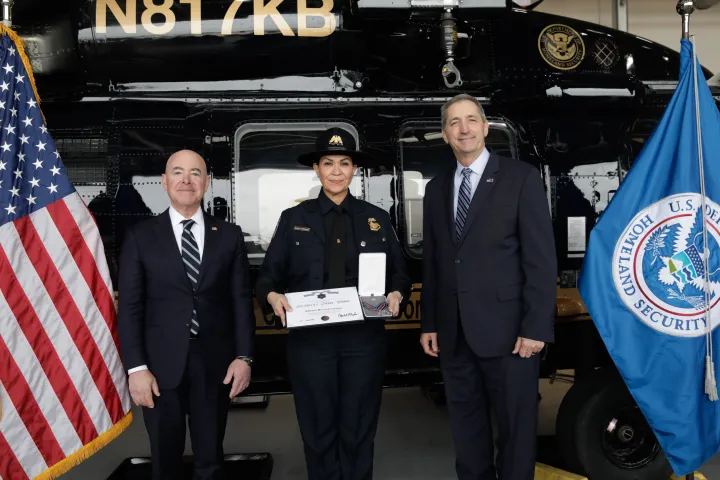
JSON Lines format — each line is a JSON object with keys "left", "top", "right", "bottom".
{"left": 534, "top": 0, "right": 720, "bottom": 73}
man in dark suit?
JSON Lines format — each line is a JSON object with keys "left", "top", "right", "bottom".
{"left": 118, "top": 150, "right": 255, "bottom": 480}
{"left": 420, "top": 94, "right": 557, "bottom": 480}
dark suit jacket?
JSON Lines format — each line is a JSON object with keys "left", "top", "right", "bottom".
{"left": 118, "top": 209, "right": 255, "bottom": 390}
{"left": 256, "top": 194, "right": 412, "bottom": 317}
{"left": 421, "top": 154, "right": 557, "bottom": 358}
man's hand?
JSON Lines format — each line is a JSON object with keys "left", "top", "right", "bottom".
{"left": 129, "top": 370, "right": 160, "bottom": 408}
{"left": 387, "top": 291, "right": 403, "bottom": 317}
{"left": 420, "top": 332, "right": 439, "bottom": 357}
{"left": 224, "top": 359, "right": 251, "bottom": 398}
{"left": 512, "top": 337, "right": 545, "bottom": 358}
{"left": 268, "top": 292, "right": 292, "bottom": 327}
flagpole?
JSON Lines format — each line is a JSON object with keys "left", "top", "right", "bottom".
{"left": 1, "top": 0, "right": 12, "bottom": 27}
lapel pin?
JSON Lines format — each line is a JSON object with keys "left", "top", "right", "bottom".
{"left": 487, "top": 178, "right": 495, "bottom": 183}
{"left": 212, "top": 226, "right": 218, "bottom": 231}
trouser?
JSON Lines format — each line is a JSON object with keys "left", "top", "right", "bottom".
{"left": 287, "top": 321, "right": 386, "bottom": 480}
{"left": 142, "top": 340, "right": 231, "bottom": 480}
{"left": 441, "top": 319, "right": 541, "bottom": 480}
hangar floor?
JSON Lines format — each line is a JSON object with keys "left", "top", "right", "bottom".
{"left": 57, "top": 380, "right": 720, "bottom": 480}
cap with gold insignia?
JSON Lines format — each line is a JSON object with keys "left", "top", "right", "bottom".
{"left": 297, "top": 127, "right": 377, "bottom": 168}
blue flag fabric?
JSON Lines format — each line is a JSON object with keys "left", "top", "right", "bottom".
{"left": 579, "top": 39, "right": 720, "bottom": 476}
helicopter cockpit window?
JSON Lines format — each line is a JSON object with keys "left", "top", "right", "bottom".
{"left": 234, "top": 122, "right": 364, "bottom": 266}
{"left": 399, "top": 122, "right": 516, "bottom": 258}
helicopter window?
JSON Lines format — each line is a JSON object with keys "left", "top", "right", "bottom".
{"left": 234, "top": 122, "right": 364, "bottom": 265}
{"left": 399, "top": 122, "right": 516, "bottom": 258}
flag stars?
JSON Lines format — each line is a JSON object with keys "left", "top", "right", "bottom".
{"left": 1, "top": 142, "right": 10, "bottom": 152}
{"left": 4, "top": 204, "right": 16, "bottom": 215}
{"left": 17, "top": 152, "right": 25, "bottom": 162}
{"left": 15, "top": 74, "right": 24, "bottom": 83}
{"left": 0, "top": 161, "right": 5, "bottom": 171}
{"left": 19, "top": 135, "right": 28, "bottom": 145}
{"left": 8, "top": 46, "right": 15, "bottom": 56}
{"left": 26, "top": 194, "right": 36, "bottom": 205}
{"left": 29, "top": 177, "right": 40, "bottom": 188}
{"left": 14, "top": 168, "right": 22, "bottom": 179}
{"left": 13, "top": 92, "right": 20, "bottom": 101}
{"left": 33, "top": 159, "right": 42, "bottom": 169}
{"left": 23, "top": 116, "right": 33, "bottom": 128}
{"left": 47, "top": 183, "right": 58, "bottom": 194}
{"left": 9, "top": 107, "right": 16, "bottom": 117}
{"left": 54, "top": 151, "right": 60, "bottom": 159}
{"left": 9, "top": 186, "right": 19, "bottom": 197}
{"left": 40, "top": 125, "right": 48, "bottom": 134}
{"left": 50, "top": 165, "right": 61, "bottom": 176}
{"left": 27, "top": 99, "right": 36, "bottom": 109}
{"left": 4, "top": 125, "right": 15, "bottom": 135}
{"left": 3, "top": 63, "right": 13, "bottom": 75}
{"left": 36, "top": 141, "right": 45, "bottom": 151}
{"left": 0, "top": 100, "right": 5, "bottom": 109}
{"left": 0, "top": 81, "right": 8, "bottom": 91}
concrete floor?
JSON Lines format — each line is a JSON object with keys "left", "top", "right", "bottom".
{"left": 57, "top": 381, "right": 720, "bottom": 480}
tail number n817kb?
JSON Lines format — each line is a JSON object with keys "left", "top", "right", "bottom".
{"left": 96, "top": 0, "right": 336, "bottom": 37}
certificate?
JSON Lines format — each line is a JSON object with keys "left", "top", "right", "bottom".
{"left": 285, "top": 287, "right": 365, "bottom": 328}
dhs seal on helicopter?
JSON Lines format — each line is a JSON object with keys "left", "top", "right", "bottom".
{"left": 612, "top": 193, "right": 720, "bottom": 337}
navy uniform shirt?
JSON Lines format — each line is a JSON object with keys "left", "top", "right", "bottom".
{"left": 318, "top": 189, "right": 358, "bottom": 289}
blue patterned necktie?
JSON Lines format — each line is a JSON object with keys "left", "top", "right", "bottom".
{"left": 455, "top": 168, "right": 473, "bottom": 242}
{"left": 181, "top": 219, "right": 201, "bottom": 337}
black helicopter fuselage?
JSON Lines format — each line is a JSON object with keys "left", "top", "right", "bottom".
{"left": 10, "top": 0, "right": 720, "bottom": 394}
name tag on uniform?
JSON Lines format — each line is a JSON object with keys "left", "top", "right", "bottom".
{"left": 358, "top": 253, "right": 392, "bottom": 319}
{"left": 293, "top": 226, "right": 311, "bottom": 232}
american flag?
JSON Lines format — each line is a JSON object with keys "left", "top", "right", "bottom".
{"left": 0, "top": 26, "right": 132, "bottom": 480}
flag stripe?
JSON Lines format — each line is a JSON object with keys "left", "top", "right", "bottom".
{"left": 12, "top": 216, "right": 124, "bottom": 432}
{"left": 50, "top": 197, "right": 119, "bottom": 350}
{"left": 48, "top": 198, "right": 130, "bottom": 413}
{"left": 31, "top": 207, "right": 124, "bottom": 426}
{"left": 0, "top": 241, "right": 90, "bottom": 456}
{"left": 0, "top": 382, "right": 47, "bottom": 479}
{"left": 0, "top": 430, "right": 30, "bottom": 480}
{"left": 0, "top": 329, "right": 66, "bottom": 466}
{"left": 63, "top": 194, "right": 114, "bottom": 307}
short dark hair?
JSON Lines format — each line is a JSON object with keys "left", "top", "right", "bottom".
{"left": 441, "top": 94, "right": 487, "bottom": 128}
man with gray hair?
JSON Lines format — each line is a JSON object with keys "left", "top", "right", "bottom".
{"left": 420, "top": 94, "right": 557, "bottom": 480}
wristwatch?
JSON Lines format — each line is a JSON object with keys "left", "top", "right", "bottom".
{"left": 236, "top": 356, "right": 253, "bottom": 367}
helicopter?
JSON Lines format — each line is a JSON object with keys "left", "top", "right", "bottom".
{"left": 4, "top": 0, "right": 720, "bottom": 478}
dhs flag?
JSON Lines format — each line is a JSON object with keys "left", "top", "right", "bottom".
{"left": 0, "top": 25, "right": 132, "bottom": 479}
{"left": 579, "top": 38, "right": 720, "bottom": 475}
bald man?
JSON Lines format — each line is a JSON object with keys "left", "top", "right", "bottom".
{"left": 118, "top": 150, "right": 255, "bottom": 480}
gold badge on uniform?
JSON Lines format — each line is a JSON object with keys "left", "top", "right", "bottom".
{"left": 368, "top": 218, "right": 381, "bottom": 231}
{"left": 538, "top": 24, "right": 585, "bottom": 71}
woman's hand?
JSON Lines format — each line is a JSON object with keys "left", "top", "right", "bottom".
{"left": 267, "top": 292, "right": 292, "bottom": 326}
{"left": 386, "top": 291, "right": 403, "bottom": 317}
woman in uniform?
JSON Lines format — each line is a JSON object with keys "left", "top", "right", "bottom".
{"left": 255, "top": 127, "right": 412, "bottom": 480}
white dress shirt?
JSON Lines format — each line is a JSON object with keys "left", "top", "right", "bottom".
{"left": 127, "top": 206, "right": 205, "bottom": 375}
{"left": 453, "top": 148, "right": 490, "bottom": 220}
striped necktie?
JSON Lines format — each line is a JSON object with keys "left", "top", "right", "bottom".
{"left": 181, "top": 219, "right": 201, "bottom": 337}
{"left": 455, "top": 168, "right": 473, "bottom": 242}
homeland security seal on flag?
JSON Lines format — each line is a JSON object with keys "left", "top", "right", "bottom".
{"left": 612, "top": 193, "right": 720, "bottom": 337}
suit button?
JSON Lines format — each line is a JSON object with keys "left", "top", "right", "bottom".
{"left": 454, "top": 259, "right": 460, "bottom": 264}
{"left": 185, "top": 323, "right": 190, "bottom": 328}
